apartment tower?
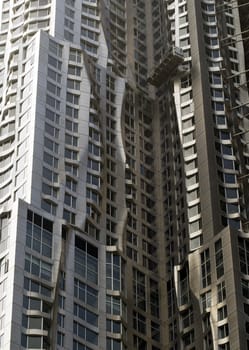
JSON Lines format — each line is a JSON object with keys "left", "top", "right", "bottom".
{"left": 0, "top": 0, "right": 248, "bottom": 349}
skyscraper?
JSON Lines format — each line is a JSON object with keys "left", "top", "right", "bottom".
{"left": 0, "top": 0, "right": 249, "bottom": 349}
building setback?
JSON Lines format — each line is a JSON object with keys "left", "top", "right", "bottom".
{"left": 0, "top": 0, "right": 249, "bottom": 349}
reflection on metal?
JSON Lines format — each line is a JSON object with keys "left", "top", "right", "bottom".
{"left": 147, "top": 46, "right": 185, "bottom": 86}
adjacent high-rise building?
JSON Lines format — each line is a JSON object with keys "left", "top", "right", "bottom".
{"left": 0, "top": 0, "right": 249, "bottom": 349}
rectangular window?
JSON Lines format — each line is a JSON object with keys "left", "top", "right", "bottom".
{"left": 133, "top": 311, "right": 146, "bottom": 334}
{"left": 106, "top": 253, "right": 120, "bottom": 291}
{"left": 73, "top": 321, "right": 98, "bottom": 345}
{"left": 46, "top": 94, "right": 60, "bottom": 110}
{"left": 43, "top": 152, "right": 58, "bottom": 168}
{"left": 47, "top": 81, "right": 60, "bottom": 96}
{"left": 64, "top": 193, "right": 77, "bottom": 208}
{"left": 24, "top": 253, "right": 52, "bottom": 281}
{"left": 217, "top": 281, "right": 226, "bottom": 303}
{"left": 66, "top": 177, "right": 77, "bottom": 192}
{"left": 238, "top": 237, "right": 249, "bottom": 274}
{"left": 200, "top": 291, "right": 211, "bottom": 312}
{"left": 74, "top": 303, "right": 98, "bottom": 327}
{"left": 68, "top": 65, "right": 81, "bottom": 76}
{"left": 201, "top": 249, "right": 211, "bottom": 288}
{"left": 67, "top": 92, "right": 79, "bottom": 105}
{"left": 74, "top": 236, "right": 98, "bottom": 284}
{"left": 26, "top": 220, "right": 52, "bottom": 258}
{"left": 133, "top": 268, "right": 146, "bottom": 311}
{"left": 215, "top": 239, "right": 224, "bottom": 278}
{"left": 67, "top": 79, "right": 80, "bottom": 90}
{"left": 242, "top": 279, "right": 249, "bottom": 299}
{"left": 74, "top": 278, "right": 98, "bottom": 308}
{"left": 65, "top": 148, "right": 78, "bottom": 160}
{"left": 44, "top": 137, "right": 59, "bottom": 153}
{"left": 218, "top": 324, "right": 229, "bottom": 339}
{"left": 66, "top": 119, "right": 78, "bottom": 132}
{"left": 106, "top": 295, "right": 121, "bottom": 316}
{"left": 217, "top": 305, "right": 227, "bottom": 321}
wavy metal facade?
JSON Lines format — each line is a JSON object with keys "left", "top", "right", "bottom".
{"left": 0, "top": 0, "right": 249, "bottom": 349}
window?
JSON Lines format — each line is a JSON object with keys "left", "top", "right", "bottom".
{"left": 40, "top": 198, "right": 57, "bottom": 215}
{"left": 74, "top": 278, "right": 98, "bottom": 308}
{"left": 26, "top": 219, "right": 52, "bottom": 257}
{"left": 68, "top": 65, "right": 81, "bottom": 76}
{"left": 133, "top": 311, "right": 146, "bottom": 334}
{"left": 45, "top": 108, "right": 60, "bottom": 124}
{"left": 86, "top": 189, "right": 100, "bottom": 205}
{"left": 88, "top": 158, "right": 100, "bottom": 172}
{"left": 179, "top": 267, "right": 190, "bottom": 306}
{"left": 65, "top": 134, "right": 78, "bottom": 147}
{"left": 209, "top": 72, "right": 222, "bottom": 85}
{"left": 57, "top": 313, "right": 65, "bottom": 328}
{"left": 25, "top": 253, "right": 52, "bottom": 281}
{"left": 66, "top": 105, "right": 79, "bottom": 118}
{"left": 65, "top": 162, "right": 78, "bottom": 176}
{"left": 65, "top": 7, "right": 74, "bottom": 18}
{"left": 88, "top": 142, "right": 101, "bottom": 156}
{"left": 64, "top": 18, "right": 74, "bottom": 30}
{"left": 217, "top": 281, "right": 226, "bottom": 303}
{"left": 66, "top": 178, "right": 77, "bottom": 192}
{"left": 44, "top": 137, "right": 59, "bottom": 153}
{"left": 43, "top": 167, "right": 58, "bottom": 182}
{"left": 182, "top": 329, "right": 195, "bottom": 347}
{"left": 201, "top": 249, "right": 211, "bottom": 288}
{"left": 73, "top": 321, "right": 98, "bottom": 345}
{"left": 67, "top": 92, "right": 79, "bottom": 105}
{"left": 89, "top": 128, "right": 100, "bottom": 142}
{"left": 106, "top": 338, "right": 121, "bottom": 350}
{"left": 48, "top": 55, "right": 62, "bottom": 70}
{"left": 215, "top": 239, "right": 224, "bottom": 278}
{"left": 106, "top": 203, "right": 116, "bottom": 218}
{"left": 106, "top": 319, "right": 121, "bottom": 333}
{"left": 73, "top": 340, "right": 92, "bottom": 350}
{"left": 65, "top": 148, "right": 78, "bottom": 160}
{"left": 242, "top": 279, "right": 249, "bottom": 299}
{"left": 212, "top": 101, "right": 224, "bottom": 111}
{"left": 133, "top": 268, "right": 146, "bottom": 311}
{"left": 21, "top": 335, "right": 43, "bottom": 349}
{"left": 57, "top": 332, "right": 64, "bottom": 346}
{"left": 43, "top": 152, "right": 58, "bottom": 168}
{"left": 106, "top": 295, "right": 121, "bottom": 315}
{"left": 218, "top": 305, "right": 227, "bottom": 321}
{"left": 218, "top": 324, "right": 229, "bottom": 339}
{"left": 74, "top": 236, "right": 98, "bottom": 284}
{"left": 46, "top": 94, "right": 60, "bottom": 110}
{"left": 239, "top": 237, "right": 249, "bottom": 274}
{"left": 24, "top": 277, "right": 52, "bottom": 297}
{"left": 49, "top": 39, "right": 62, "bottom": 57}
{"left": 87, "top": 173, "right": 100, "bottom": 187}
{"left": 150, "top": 279, "right": 159, "bottom": 317}
{"left": 47, "top": 81, "right": 60, "bottom": 96}
{"left": 69, "top": 49, "right": 81, "bottom": 63}
{"left": 67, "top": 79, "right": 80, "bottom": 90}
{"left": 181, "top": 307, "right": 194, "bottom": 328}
{"left": 106, "top": 253, "right": 120, "bottom": 290}
{"left": 66, "top": 119, "right": 78, "bottom": 132}
{"left": 218, "top": 343, "right": 230, "bottom": 350}
{"left": 133, "top": 335, "right": 147, "bottom": 350}
{"left": 45, "top": 122, "right": 59, "bottom": 138}
{"left": 74, "top": 303, "right": 98, "bottom": 326}
{"left": 47, "top": 68, "right": 61, "bottom": 84}
{"left": 64, "top": 193, "right": 76, "bottom": 208}
{"left": 200, "top": 291, "right": 211, "bottom": 312}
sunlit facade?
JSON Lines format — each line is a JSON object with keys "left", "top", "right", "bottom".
{"left": 0, "top": 0, "right": 249, "bottom": 349}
